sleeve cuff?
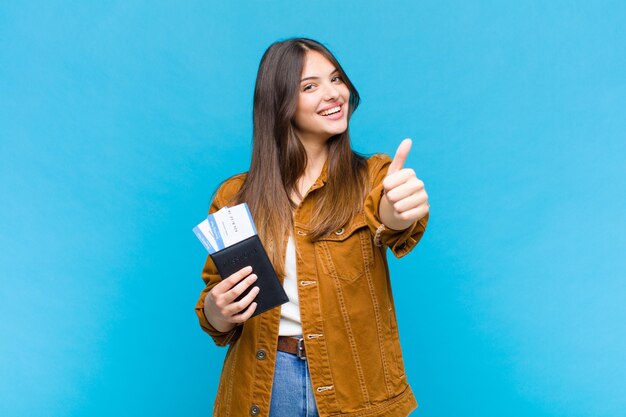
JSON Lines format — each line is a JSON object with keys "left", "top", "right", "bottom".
{"left": 365, "top": 181, "right": 428, "bottom": 258}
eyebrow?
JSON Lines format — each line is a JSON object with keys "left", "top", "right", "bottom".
{"left": 301, "top": 68, "right": 339, "bottom": 82}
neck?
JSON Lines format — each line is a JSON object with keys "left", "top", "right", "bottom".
{"left": 290, "top": 136, "right": 329, "bottom": 204}
{"left": 298, "top": 135, "right": 329, "bottom": 180}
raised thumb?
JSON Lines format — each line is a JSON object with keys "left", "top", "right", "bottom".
{"left": 386, "top": 138, "right": 412, "bottom": 176}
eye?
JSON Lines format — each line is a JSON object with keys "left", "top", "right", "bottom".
{"left": 303, "top": 84, "right": 315, "bottom": 92}
{"left": 332, "top": 75, "right": 343, "bottom": 83}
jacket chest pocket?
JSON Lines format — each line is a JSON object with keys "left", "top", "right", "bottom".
{"left": 316, "top": 214, "right": 374, "bottom": 283}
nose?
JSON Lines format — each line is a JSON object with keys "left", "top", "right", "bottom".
{"left": 323, "top": 82, "right": 340, "bottom": 101}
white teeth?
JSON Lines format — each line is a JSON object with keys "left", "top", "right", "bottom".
{"left": 319, "top": 106, "right": 341, "bottom": 116}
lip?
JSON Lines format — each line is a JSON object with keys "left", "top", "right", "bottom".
{"left": 317, "top": 103, "right": 343, "bottom": 115}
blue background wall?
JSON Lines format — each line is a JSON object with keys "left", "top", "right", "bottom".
{"left": 1, "top": 1, "right": 625, "bottom": 416}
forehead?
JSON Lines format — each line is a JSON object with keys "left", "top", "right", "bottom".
{"left": 301, "top": 50, "right": 336, "bottom": 78}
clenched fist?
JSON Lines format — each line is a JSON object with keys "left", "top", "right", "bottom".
{"left": 379, "top": 138, "right": 429, "bottom": 231}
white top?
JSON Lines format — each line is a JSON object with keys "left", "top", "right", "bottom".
{"left": 278, "top": 235, "right": 302, "bottom": 336}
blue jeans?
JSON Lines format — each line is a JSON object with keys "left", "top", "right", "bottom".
{"left": 269, "top": 350, "right": 319, "bottom": 417}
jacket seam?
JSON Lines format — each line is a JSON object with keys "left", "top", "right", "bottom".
{"left": 319, "top": 240, "right": 371, "bottom": 405}
{"left": 360, "top": 230, "right": 393, "bottom": 398}
{"left": 328, "top": 385, "right": 415, "bottom": 416}
{"left": 225, "top": 340, "right": 239, "bottom": 416}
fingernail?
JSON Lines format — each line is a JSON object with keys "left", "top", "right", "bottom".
{"left": 250, "top": 274, "right": 258, "bottom": 280}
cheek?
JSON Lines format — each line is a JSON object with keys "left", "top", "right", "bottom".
{"left": 337, "top": 84, "right": 350, "bottom": 100}
{"left": 295, "top": 97, "right": 317, "bottom": 122}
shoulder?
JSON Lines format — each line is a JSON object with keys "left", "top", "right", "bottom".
{"left": 365, "top": 153, "right": 392, "bottom": 184}
{"left": 210, "top": 172, "right": 248, "bottom": 211}
{"left": 366, "top": 153, "right": 392, "bottom": 168}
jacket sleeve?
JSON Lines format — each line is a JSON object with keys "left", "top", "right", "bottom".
{"left": 194, "top": 178, "right": 244, "bottom": 347}
{"left": 364, "top": 154, "right": 429, "bottom": 258}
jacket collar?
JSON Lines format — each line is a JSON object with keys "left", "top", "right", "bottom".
{"left": 308, "top": 158, "right": 329, "bottom": 192}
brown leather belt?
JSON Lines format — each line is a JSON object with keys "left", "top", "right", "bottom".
{"left": 277, "top": 336, "right": 306, "bottom": 360}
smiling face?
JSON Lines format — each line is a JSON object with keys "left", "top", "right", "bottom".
{"left": 293, "top": 50, "right": 351, "bottom": 146}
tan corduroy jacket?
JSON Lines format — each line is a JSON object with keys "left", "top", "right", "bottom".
{"left": 195, "top": 153, "right": 429, "bottom": 417}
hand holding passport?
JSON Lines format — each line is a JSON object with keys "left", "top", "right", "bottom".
{"left": 193, "top": 203, "right": 288, "bottom": 319}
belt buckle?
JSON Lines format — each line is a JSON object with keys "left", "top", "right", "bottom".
{"left": 296, "top": 337, "right": 306, "bottom": 360}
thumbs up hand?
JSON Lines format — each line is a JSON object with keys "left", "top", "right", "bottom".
{"left": 379, "top": 138, "right": 429, "bottom": 231}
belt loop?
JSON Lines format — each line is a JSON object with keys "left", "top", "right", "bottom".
{"left": 297, "top": 337, "right": 306, "bottom": 360}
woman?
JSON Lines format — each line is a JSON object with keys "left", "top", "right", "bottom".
{"left": 196, "top": 38, "right": 429, "bottom": 417}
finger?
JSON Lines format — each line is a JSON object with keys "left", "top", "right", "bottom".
{"left": 217, "top": 266, "right": 253, "bottom": 293}
{"left": 383, "top": 168, "right": 420, "bottom": 194}
{"left": 231, "top": 302, "right": 258, "bottom": 323}
{"left": 391, "top": 192, "right": 428, "bottom": 213}
{"left": 386, "top": 138, "right": 412, "bottom": 176}
{"left": 397, "top": 204, "right": 429, "bottom": 222}
{"left": 385, "top": 175, "right": 423, "bottom": 202}
{"left": 223, "top": 274, "right": 258, "bottom": 304}
{"left": 226, "top": 286, "right": 260, "bottom": 316}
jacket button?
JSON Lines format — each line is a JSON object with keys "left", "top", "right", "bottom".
{"left": 250, "top": 404, "right": 261, "bottom": 416}
{"left": 256, "top": 349, "right": 267, "bottom": 360}
{"left": 335, "top": 228, "right": 345, "bottom": 235}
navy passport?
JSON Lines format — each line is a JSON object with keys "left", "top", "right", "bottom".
{"left": 209, "top": 234, "right": 288, "bottom": 318}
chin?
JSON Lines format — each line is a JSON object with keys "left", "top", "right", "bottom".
{"left": 328, "top": 123, "right": 348, "bottom": 136}
{"left": 322, "top": 130, "right": 345, "bottom": 140}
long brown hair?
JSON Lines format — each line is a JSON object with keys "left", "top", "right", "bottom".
{"left": 233, "top": 38, "right": 368, "bottom": 275}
